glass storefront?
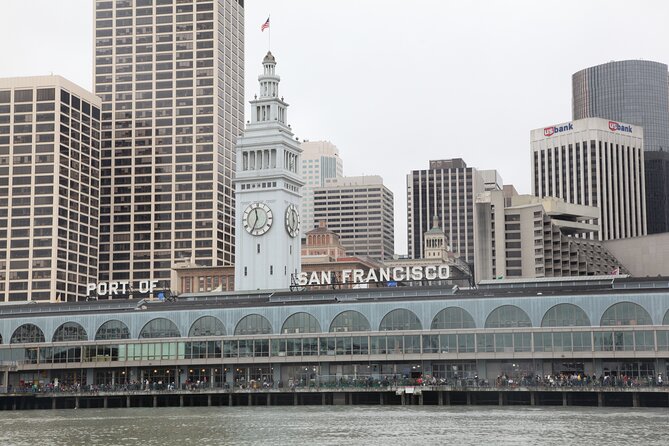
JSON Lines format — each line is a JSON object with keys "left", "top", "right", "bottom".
{"left": 2, "top": 328, "right": 669, "bottom": 366}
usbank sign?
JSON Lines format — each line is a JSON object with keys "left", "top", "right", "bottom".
{"left": 608, "top": 121, "right": 633, "bottom": 133}
{"left": 544, "top": 122, "right": 573, "bottom": 137}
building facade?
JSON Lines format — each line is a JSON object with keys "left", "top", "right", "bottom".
{"left": 93, "top": 0, "right": 244, "bottom": 289}
{"left": 573, "top": 60, "right": 669, "bottom": 233}
{"left": 301, "top": 220, "right": 347, "bottom": 260}
{"left": 2, "top": 277, "right": 669, "bottom": 392}
{"left": 171, "top": 259, "right": 234, "bottom": 294}
{"left": 475, "top": 191, "right": 624, "bottom": 280}
{"left": 407, "top": 159, "right": 500, "bottom": 269}
{"left": 299, "top": 141, "right": 343, "bottom": 237}
{"left": 531, "top": 118, "right": 646, "bottom": 240}
{"left": 0, "top": 76, "right": 101, "bottom": 302}
{"left": 603, "top": 233, "right": 669, "bottom": 278}
{"left": 313, "top": 176, "right": 394, "bottom": 261}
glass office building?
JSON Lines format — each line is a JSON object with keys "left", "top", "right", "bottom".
{"left": 573, "top": 60, "right": 669, "bottom": 233}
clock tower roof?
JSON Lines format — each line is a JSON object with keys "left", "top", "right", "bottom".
{"left": 263, "top": 51, "right": 276, "bottom": 64}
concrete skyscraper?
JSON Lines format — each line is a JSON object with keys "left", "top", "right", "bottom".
{"left": 299, "top": 140, "right": 343, "bottom": 237}
{"left": 0, "top": 76, "right": 101, "bottom": 302}
{"left": 476, "top": 190, "right": 624, "bottom": 280}
{"left": 573, "top": 60, "right": 669, "bottom": 233}
{"left": 94, "top": 0, "right": 244, "bottom": 289}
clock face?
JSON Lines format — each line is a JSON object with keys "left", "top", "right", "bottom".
{"left": 243, "top": 202, "right": 273, "bottom": 236}
{"left": 285, "top": 204, "right": 300, "bottom": 238}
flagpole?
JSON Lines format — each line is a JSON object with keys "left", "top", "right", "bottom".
{"left": 268, "top": 14, "right": 271, "bottom": 51}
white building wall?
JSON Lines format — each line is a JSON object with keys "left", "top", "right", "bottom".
{"left": 233, "top": 53, "right": 303, "bottom": 291}
{"left": 531, "top": 118, "right": 646, "bottom": 240}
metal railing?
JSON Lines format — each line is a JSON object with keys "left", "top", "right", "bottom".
{"left": 4, "top": 374, "right": 665, "bottom": 396}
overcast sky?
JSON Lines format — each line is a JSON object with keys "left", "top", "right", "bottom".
{"left": 1, "top": 0, "right": 668, "bottom": 255}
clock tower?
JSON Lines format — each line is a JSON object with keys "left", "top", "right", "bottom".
{"left": 233, "top": 52, "right": 304, "bottom": 291}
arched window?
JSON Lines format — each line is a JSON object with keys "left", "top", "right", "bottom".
{"left": 139, "top": 318, "right": 181, "bottom": 339}
{"left": 95, "top": 320, "right": 130, "bottom": 340}
{"left": 541, "top": 304, "right": 590, "bottom": 327}
{"left": 485, "top": 305, "right": 531, "bottom": 328}
{"left": 431, "top": 307, "right": 475, "bottom": 329}
{"left": 234, "top": 314, "right": 272, "bottom": 335}
{"left": 281, "top": 312, "right": 321, "bottom": 334}
{"left": 10, "top": 324, "right": 45, "bottom": 344}
{"left": 53, "top": 322, "right": 88, "bottom": 342}
{"left": 601, "top": 302, "right": 652, "bottom": 326}
{"left": 379, "top": 309, "right": 422, "bottom": 331}
{"left": 189, "top": 316, "right": 226, "bottom": 337}
{"left": 0, "top": 332, "right": 3, "bottom": 344}
{"left": 664, "top": 309, "right": 669, "bottom": 325}
{"left": 329, "top": 310, "right": 371, "bottom": 332}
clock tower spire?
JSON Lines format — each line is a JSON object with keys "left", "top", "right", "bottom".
{"left": 233, "top": 52, "right": 304, "bottom": 291}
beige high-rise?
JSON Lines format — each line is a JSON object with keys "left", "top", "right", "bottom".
{"left": 0, "top": 76, "right": 101, "bottom": 302}
{"left": 313, "top": 175, "right": 394, "bottom": 261}
{"left": 94, "top": 0, "right": 244, "bottom": 289}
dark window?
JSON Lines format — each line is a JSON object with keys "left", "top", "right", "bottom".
{"left": 14, "top": 90, "right": 33, "bottom": 102}
{"left": 36, "top": 88, "right": 55, "bottom": 102}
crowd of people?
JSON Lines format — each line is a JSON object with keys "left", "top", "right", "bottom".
{"left": 495, "top": 372, "right": 664, "bottom": 388}
{"left": 7, "top": 372, "right": 665, "bottom": 394}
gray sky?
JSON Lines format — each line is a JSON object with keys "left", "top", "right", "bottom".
{"left": 1, "top": 0, "right": 668, "bottom": 255}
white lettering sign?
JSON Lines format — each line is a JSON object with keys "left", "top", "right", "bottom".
{"left": 297, "top": 266, "right": 450, "bottom": 287}
{"left": 86, "top": 280, "right": 159, "bottom": 296}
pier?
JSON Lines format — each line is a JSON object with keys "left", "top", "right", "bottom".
{"left": 2, "top": 386, "right": 669, "bottom": 410}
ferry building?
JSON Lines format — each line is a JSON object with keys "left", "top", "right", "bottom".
{"left": 1, "top": 53, "right": 669, "bottom": 405}
{"left": 1, "top": 276, "right": 669, "bottom": 393}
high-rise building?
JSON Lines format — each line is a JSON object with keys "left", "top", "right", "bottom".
{"left": 475, "top": 190, "right": 624, "bottom": 280}
{"left": 0, "top": 76, "right": 101, "bottom": 302}
{"left": 645, "top": 150, "right": 669, "bottom": 232}
{"left": 233, "top": 52, "right": 303, "bottom": 291}
{"left": 531, "top": 118, "right": 646, "bottom": 240}
{"left": 313, "top": 175, "right": 394, "bottom": 261}
{"left": 573, "top": 60, "right": 669, "bottom": 233}
{"left": 407, "top": 159, "right": 501, "bottom": 269}
{"left": 94, "top": 0, "right": 244, "bottom": 289}
{"left": 299, "top": 140, "right": 343, "bottom": 236}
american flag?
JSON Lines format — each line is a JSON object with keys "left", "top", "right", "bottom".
{"left": 261, "top": 17, "right": 270, "bottom": 32}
